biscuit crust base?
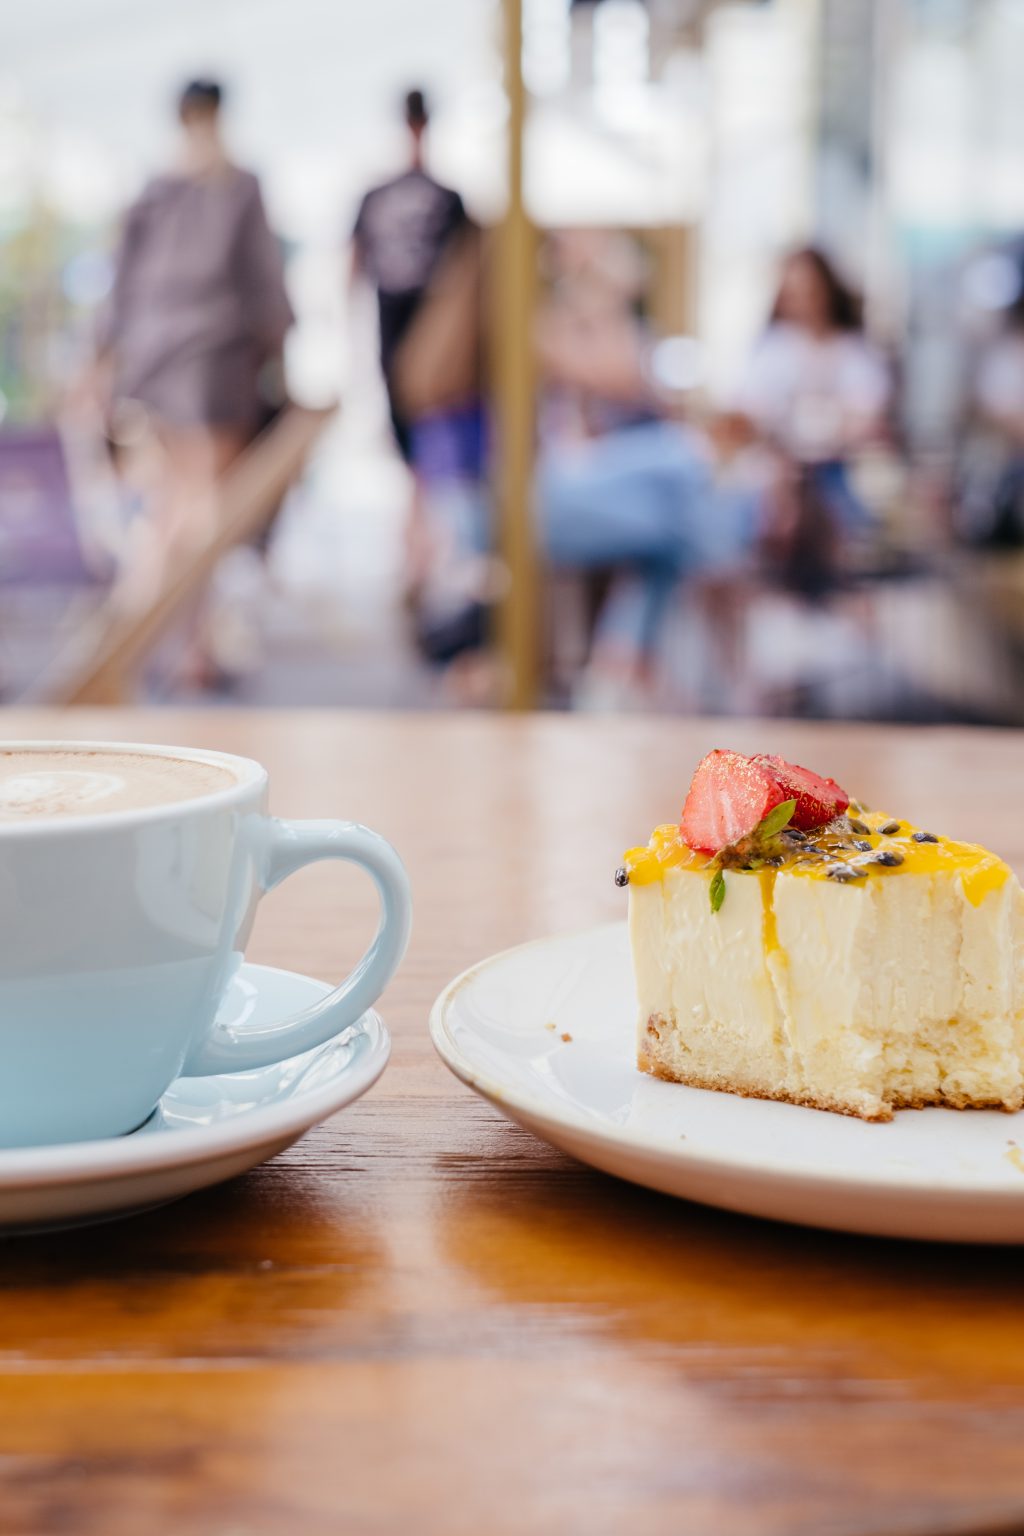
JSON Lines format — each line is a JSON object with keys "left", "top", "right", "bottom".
{"left": 638, "top": 1015, "right": 1023, "bottom": 1123}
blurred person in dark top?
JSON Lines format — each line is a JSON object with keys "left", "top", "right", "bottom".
{"left": 97, "top": 77, "right": 294, "bottom": 613}
{"left": 734, "top": 249, "right": 889, "bottom": 589}
{"left": 350, "top": 89, "right": 468, "bottom": 605}
{"left": 351, "top": 88, "right": 467, "bottom": 466}
{"left": 961, "top": 276, "right": 1024, "bottom": 547}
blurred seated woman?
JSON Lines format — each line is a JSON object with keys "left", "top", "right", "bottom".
{"left": 393, "top": 225, "right": 766, "bottom": 703}
{"left": 96, "top": 78, "right": 294, "bottom": 615}
{"left": 735, "top": 246, "right": 891, "bottom": 573}
{"left": 532, "top": 233, "right": 765, "bottom": 698}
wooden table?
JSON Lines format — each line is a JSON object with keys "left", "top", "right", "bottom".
{"left": 2, "top": 710, "right": 1024, "bottom": 1536}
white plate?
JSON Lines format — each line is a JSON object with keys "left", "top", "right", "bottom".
{"left": 430, "top": 921, "right": 1024, "bottom": 1243}
{"left": 0, "top": 964, "right": 390, "bottom": 1232}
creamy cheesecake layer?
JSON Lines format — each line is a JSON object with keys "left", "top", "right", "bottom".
{"left": 626, "top": 812, "right": 1024, "bottom": 1120}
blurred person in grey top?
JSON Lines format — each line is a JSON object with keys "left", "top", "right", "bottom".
{"left": 96, "top": 79, "right": 294, "bottom": 614}
{"left": 102, "top": 78, "right": 293, "bottom": 447}
{"left": 351, "top": 88, "right": 466, "bottom": 463}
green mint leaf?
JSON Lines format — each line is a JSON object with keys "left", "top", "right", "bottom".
{"left": 709, "top": 868, "right": 726, "bottom": 913}
{"left": 757, "top": 798, "right": 796, "bottom": 839}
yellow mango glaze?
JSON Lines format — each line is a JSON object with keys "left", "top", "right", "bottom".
{"left": 622, "top": 811, "right": 1010, "bottom": 909}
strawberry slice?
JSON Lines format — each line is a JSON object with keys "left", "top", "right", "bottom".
{"left": 753, "top": 753, "right": 849, "bottom": 831}
{"left": 680, "top": 750, "right": 787, "bottom": 854}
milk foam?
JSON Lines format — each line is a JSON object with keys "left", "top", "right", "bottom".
{"left": 0, "top": 751, "right": 236, "bottom": 820}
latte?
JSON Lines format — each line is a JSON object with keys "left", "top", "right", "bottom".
{"left": 0, "top": 749, "right": 236, "bottom": 821}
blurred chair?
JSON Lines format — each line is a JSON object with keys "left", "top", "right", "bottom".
{"left": 33, "top": 403, "right": 335, "bottom": 705}
{"left": 0, "top": 426, "right": 109, "bottom": 700}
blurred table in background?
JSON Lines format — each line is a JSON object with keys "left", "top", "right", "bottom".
{"left": 2, "top": 709, "right": 1024, "bottom": 1535}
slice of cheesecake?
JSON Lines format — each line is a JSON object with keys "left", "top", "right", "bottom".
{"left": 620, "top": 750, "right": 1024, "bottom": 1121}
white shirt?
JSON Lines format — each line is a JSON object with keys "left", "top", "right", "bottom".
{"left": 737, "top": 323, "right": 890, "bottom": 462}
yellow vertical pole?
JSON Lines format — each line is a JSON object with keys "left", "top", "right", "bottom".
{"left": 496, "top": 0, "right": 539, "bottom": 709}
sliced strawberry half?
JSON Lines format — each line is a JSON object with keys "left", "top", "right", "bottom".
{"left": 680, "top": 749, "right": 787, "bottom": 854}
{"left": 753, "top": 753, "right": 849, "bottom": 831}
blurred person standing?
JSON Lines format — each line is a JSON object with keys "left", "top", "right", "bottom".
{"left": 351, "top": 89, "right": 467, "bottom": 465}
{"left": 350, "top": 88, "right": 467, "bottom": 595}
{"left": 97, "top": 78, "right": 294, "bottom": 612}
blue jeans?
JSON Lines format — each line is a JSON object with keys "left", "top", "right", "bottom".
{"left": 539, "top": 422, "right": 756, "bottom": 660}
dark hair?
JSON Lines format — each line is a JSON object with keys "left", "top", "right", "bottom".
{"left": 178, "top": 78, "right": 223, "bottom": 119}
{"left": 404, "top": 88, "right": 429, "bottom": 131}
{"left": 771, "top": 246, "right": 863, "bottom": 332}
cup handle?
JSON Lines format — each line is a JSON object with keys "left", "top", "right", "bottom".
{"left": 183, "top": 819, "right": 412, "bottom": 1076}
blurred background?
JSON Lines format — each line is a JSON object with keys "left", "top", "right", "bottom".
{"left": 3, "top": 0, "right": 1024, "bottom": 721}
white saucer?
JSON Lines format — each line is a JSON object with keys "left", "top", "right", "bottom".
{"left": 430, "top": 921, "right": 1024, "bottom": 1243}
{"left": 0, "top": 964, "right": 390, "bottom": 1232}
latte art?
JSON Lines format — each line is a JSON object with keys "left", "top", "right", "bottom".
{"left": 0, "top": 750, "right": 236, "bottom": 821}
{"left": 0, "top": 771, "right": 128, "bottom": 815}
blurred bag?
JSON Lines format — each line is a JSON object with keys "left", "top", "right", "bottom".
{"left": 390, "top": 224, "right": 487, "bottom": 419}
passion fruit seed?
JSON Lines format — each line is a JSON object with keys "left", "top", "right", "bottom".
{"left": 879, "top": 820, "right": 901, "bottom": 835}
{"left": 852, "top": 839, "right": 872, "bottom": 852}
{"left": 848, "top": 818, "right": 870, "bottom": 835}
{"left": 869, "top": 849, "right": 904, "bottom": 867}
{"left": 614, "top": 866, "right": 629, "bottom": 887}
{"left": 827, "top": 863, "right": 867, "bottom": 882}
{"left": 912, "top": 831, "right": 938, "bottom": 844}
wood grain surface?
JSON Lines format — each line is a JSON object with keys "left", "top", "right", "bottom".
{"left": 1, "top": 710, "right": 1024, "bottom": 1536}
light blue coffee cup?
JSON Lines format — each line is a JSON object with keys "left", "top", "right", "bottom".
{"left": 0, "top": 741, "right": 412, "bottom": 1147}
